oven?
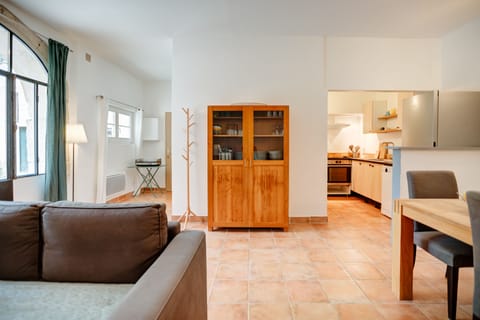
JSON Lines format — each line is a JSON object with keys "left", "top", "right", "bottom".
{"left": 327, "top": 159, "right": 352, "bottom": 195}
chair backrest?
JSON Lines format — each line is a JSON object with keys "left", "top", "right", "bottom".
{"left": 466, "top": 190, "right": 480, "bottom": 319}
{"left": 406, "top": 170, "right": 459, "bottom": 232}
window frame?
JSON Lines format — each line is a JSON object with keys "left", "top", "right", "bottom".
{"left": 0, "top": 23, "right": 48, "bottom": 181}
{"left": 107, "top": 106, "right": 134, "bottom": 143}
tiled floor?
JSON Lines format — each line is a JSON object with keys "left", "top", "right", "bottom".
{"left": 117, "top": 191, "right": 474, "bottom": 320}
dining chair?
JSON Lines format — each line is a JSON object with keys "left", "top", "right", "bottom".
{"left": 407, "top": 170, "right": 473, "bottom": 320}
{"left": 466, "top": 191, "right": 480, "bottom": 320}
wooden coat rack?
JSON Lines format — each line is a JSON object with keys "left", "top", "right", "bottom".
{"left": 177, "top": 107, "right": 197, "bottom": 229}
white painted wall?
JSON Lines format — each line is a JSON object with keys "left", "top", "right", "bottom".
{"left": 172, "top": 35, "right": 327, "bottom": 217}
{"left": 8, "top": 4, "right": 144, "bottom": 202}
{"left": 441, "top": 17, "right": 480, "bottom": 90}
{"left": 326, "top": 37, "right": 441, "bottom": 91}
{"left": 392, "top": 19, "right": 480, "bottom": 204}
{"left": 394, "top": 149, "right": 480, "bottom": 199}
{"left": 141, "top": 80, "right": 172, "bottom": 188}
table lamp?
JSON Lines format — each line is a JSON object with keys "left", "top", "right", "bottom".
{"left": 66, "top": 123, "right": 88, "bottom": 201}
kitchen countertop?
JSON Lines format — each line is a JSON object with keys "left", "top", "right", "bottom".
{"left": 349, "top": 158, "right": 393, "bottom": 165}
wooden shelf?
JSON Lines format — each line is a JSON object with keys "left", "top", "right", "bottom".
{"left": 213, "top": 134, "right": 243, "bottom": 138}
{"left": 371, "top": 128, "right": 402, "bottom": 133}
{"left": 377, "top": 114, "right": 398, "bottom": 120}
{"left": 213, "top": 116, "right": 242, "bottom": 120}
{"left": 254, "top": 135, "right": 284, "bottom": 138}
{"left": 254, "top": 117, "right": 284, "bottom": 120}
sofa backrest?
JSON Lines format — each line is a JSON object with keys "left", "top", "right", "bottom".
{"left": 41, "top": 202, "right": 168, "bottom": 283}
{"left": 0, "top": 201, "right": 46, "bottom": 280}
{"left": 0, "top": 201, "right": 168, "bottom": 283}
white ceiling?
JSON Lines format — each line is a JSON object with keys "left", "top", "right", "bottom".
{"left": 6, "top": 0, "right": 480, "bottom": 81}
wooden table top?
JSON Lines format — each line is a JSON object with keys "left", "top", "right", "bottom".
{"left": 397, "top": 198, "right": 472, "bottom": 245}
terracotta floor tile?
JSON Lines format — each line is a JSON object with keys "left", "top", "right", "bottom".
{"left": 320, "top": 280, "right": 369, "bottom": 303}
{"left": 249, "top": 303, "right": 293, "bottom": 320}
{"left": 223, "top": 239, "right": 249, "bottom": 250}
{"left": 307, "top": 248, "right": 338, "bottom": 262}
{"left": 249, "top": 230, "right": 274, "bottom": 238}
{"left": 209, "top": 280, "right": 248, "bottom": 303}
{"left": 356, "top": 279, "right": 399, "bottom": 303}
{"left": 313, "top": 262, "right": 350, "bottom": 280}
{"left": 206, "top": 238, "right": 224, "bottom": 249}
{"left": 219, "top": 249, "right": 249, "bottom": 263}
{"left": 336, "top": 303, "right": 385, "bottom": 320}
{"left": 274, "top": 238, "right": 301, "bottom": 249}
{"left": 326, "top": 238, "right": 354, "bottom": 249}
{"left": 417, "top": 303, "right": 471, "bottom": 320}
{"left": 411, "top": 279, "right": 447, "bottom": 303}
{"left": 281, "top": 263, "right": 318, "bottom": 280}
{"left": 375, "top": 304, "right": 429, "bottom": 320}
{"left": 293, "top": 303, "right": 338, "bottom": 320}
{"left": 343, "top": 262, "right": 385, "bottom": 280}
{"left": 334, "top": 248, "right": 370, "bottom": 262}
{"left": 249, "top": 238, "right": 275, "bottom": 249}
{"left": 216, "top": 263, "right": 249, "bottom": 280}
{"left": 120, "top": 193, "right": 475, "bottom": 320}
{"left": 248, "top": 280, "right": 289, "bottom": 303}
{"left": 249, "top": 248, "right": 281, "bottom": 263}
{"left": 279, "top": 248, "right": 311, "bottom": 263}
{"left": 273, "top": 230, "right": 297, "bottom": 238}
{"left": 299, "top": 238, "right": 328, "bottom": 249}
{"left": 225, "top": 230, "right": 250, "bottom": 239}
{"left": 285, "top": 280, "right": 328, "bottom": 302}
{"left": 250, "top": 262, "right": 283, "bottom": 280}
{"left": 208, "top": 304, "right": 248, "bottom": 320}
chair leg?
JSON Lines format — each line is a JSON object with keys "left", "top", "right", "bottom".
{"left": 446, "top": 265, "right": 459, "bottom": 320}
{"left": 413, "top": 244, "right": 417, "bottom": 269}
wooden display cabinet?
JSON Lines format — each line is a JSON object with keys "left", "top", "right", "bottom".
{"left": 208, "top": 105, "right": 289, "bottom": 231}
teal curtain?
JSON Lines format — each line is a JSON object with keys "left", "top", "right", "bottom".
{"left": 44, "top": 39, "right": 69, "bottom": 201}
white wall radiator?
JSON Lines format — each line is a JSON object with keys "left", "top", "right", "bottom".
{"left": 106, "top": 173, "right": 126, "bottom": 197}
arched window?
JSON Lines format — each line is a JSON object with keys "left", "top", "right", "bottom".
{"left": 0, "top": 23, "right": 48, "bottom": 180}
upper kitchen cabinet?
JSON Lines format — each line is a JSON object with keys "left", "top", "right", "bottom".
{"left": 363, "top": 100, "right": 401, "bottom": 133}
{"left": 208, "top": 105, "right": 289, "bottom": 231}
{"left": 402, "top": 91, "right": 480, "bottom": 148}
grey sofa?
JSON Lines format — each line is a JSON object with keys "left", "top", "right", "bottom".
{"left": 0, "top": 201, "right": 207, "bottom": 320}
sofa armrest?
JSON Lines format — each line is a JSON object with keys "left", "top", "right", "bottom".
{"left": 107, "top": 230, "right": 207, "bottom": 320}
{"left": 167, "top": 221, "right": 181, "bottom": 243}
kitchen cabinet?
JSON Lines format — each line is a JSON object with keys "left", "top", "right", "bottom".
{"left": 402, "top": 91, "right": 480, "bottom": 148}
{"left": 351, "top": 160, "right": 382, "bottom": 203}
{"left": 381, "top": 165, "right": 392, "bottom": 217}
{"left": 208, "top": 105, "right": 289, "bottom": 231}
{"left": 363, "top": 100, "right": 401, "bottom": 133}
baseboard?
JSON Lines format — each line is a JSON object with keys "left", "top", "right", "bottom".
{"left": 170, "top": 216, "right": 328, "bottom": 225}
{"left": 106, "top": 192, "right": 133, "bottom": 203}
{"left": 289, "top": 216, "right": 328, "bottom": 224}
{"left": 171, "top": 215, "right": 208, "bottom": 223}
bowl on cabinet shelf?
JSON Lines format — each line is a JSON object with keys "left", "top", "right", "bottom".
{"left": 268, "top": 150, "right": 283, "bottom": 160}
{"left": 254, "top": 151, "right": 267, "bottom": 160}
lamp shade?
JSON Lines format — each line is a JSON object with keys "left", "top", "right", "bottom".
{"left": 66, "top": 123, "right": 88, "bottom": 144}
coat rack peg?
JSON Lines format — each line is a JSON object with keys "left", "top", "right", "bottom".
{"left": 177, "top": 107, "right": 197, "bottom": 229}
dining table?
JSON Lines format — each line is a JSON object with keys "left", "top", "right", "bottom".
{"left": 392, "top": 198, "right": 472, "bottom": 300}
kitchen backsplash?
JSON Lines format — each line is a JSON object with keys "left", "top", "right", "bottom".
{"left": 328, "top": 113, "right": 401, "bottom": 156}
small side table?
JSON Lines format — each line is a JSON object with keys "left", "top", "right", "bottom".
{"left": 133, "top": 163, "right": 164, "bottom": 197}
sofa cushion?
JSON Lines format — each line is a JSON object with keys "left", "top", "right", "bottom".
{"left": 41, "top": 202, "right": 168, "bottom": 283}
{"left": 0, "top": 202, "right": 44, "bottom": 280}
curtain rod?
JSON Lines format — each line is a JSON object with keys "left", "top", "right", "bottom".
{"left": 96, "top": 95, "right": 143, "bottom": 111}
{"left": 34, "top": 31, "right": 74, "bottom": 53}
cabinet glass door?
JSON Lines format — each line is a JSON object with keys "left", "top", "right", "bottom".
{"left": 212, "top": 110, "right": 243, "bottom": 160}
{"left": 253, "top": 109, "right": 284, "bottom": 160}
